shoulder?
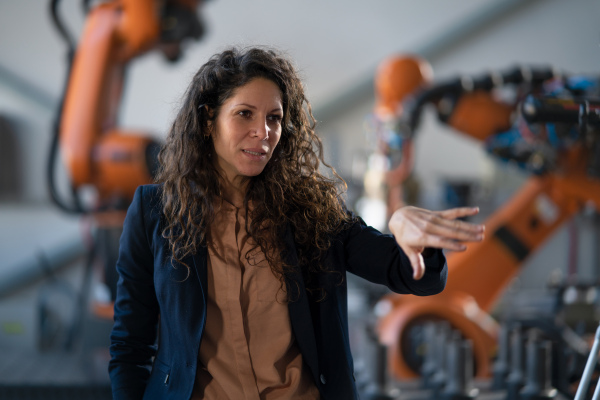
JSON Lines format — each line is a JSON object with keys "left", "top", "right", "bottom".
{"left": 136, "top": 183, "right": 162, "bottom": 202}
{"left": 134, "top": 184, "right": 163, "bottom": 211}
{"left": 129, "top": 184, "right": 164, "bottom": 229}
{"left": 336, "top": 212, "right": 368, "bottom": 239}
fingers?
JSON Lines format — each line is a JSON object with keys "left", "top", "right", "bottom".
{"left": 420, "top": 217, "right": 484, "bottom": 243}
{"left": 435, "top": 208, "right": 484, "bottom": 230}
{"left": 408, "top": 251, "right": 425, "bottom": 280}
{"left": 399, "top": 208, "right": 482, "bottom": 244}
{"left": 389, "top": 205, "right": 486, "bottom": 278}
{"left": 422, "top": 235, "right": 469, "bottom": 252}
{"left": 436, "top": 206, "right": 480, "bottom": 220}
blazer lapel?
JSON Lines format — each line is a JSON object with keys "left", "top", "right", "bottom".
{"left": 184, "top": 245, "right": 208, "bottom": 342}
{"left": 191, "top": 245, "right": 208, "bottom": 296}
{"left": 283, "top": 226, "right": 319, "bottom": 379}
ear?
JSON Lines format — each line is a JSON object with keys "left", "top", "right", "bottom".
{"left": 200, "top": 105, "right": 215, "bottom": 137}
{"left": 206, "top": 108, "right": 216, "bottom": 130}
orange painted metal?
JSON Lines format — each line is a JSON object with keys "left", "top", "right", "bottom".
{"left": 93, "top": 131, "right": 157, "bottom": 200}
{"left": 59, "top": 1, "right": 166, "bottom": 202}
{"left": 446, "top": 175, "right": 580, "bottom": 311}
{"left": 380, "top": 170, "right": 597, "bottom": 378}
{"left": 118, "top": 0, "right": 161, "bottom": 58}
{"left": 373, "top": 56, "right": 433, "bottom": 216}
{"left": 384, "top": 140, "right": 415, "bottom": 216}
{"left": 375, "top": 55, "right": 433, "bottom": 116}
{"left": 92, "top": 301, "right": 117, "bottom": 320}
{"left": 60, "top": 3, "right": 122, "bottom": 188}
{"left": 373, "top": 55, "right": 600, "bottom": 379}
{"left": 58, "top": 0, "right": 203, "bottom": 323}
{"left": 447, "top": 91, "right": 514, "bottom": 142}
{"left": 379, "top": 291, "right": 498, "bottom": 378}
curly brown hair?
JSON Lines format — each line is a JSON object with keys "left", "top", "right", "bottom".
{"left": 156, "top": 46, "right": 354, "bottom": 297}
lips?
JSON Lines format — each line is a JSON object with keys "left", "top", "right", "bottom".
{"left": 243, "top": 149, "right": 266, "bottom": 156}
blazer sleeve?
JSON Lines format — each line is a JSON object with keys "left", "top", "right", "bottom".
{"left": 342, "top": 217, "right": 447, "bottom": 296}
{"left": 109, "top": 186, "right": 160, "bottom": 400}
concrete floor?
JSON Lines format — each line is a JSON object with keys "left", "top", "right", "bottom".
{"left": 0, "top": 203, "right": 112, "bottom": 397}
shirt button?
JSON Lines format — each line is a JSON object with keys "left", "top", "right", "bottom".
{"left": 320, "top": 374, "right": 327, "bottom": 385}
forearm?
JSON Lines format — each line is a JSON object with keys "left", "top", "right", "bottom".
{"left": 343, "top": 218, "right": 447, "bottom": 295}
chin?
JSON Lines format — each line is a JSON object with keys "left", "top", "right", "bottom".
{"left": 238, "top": 168, "right": 266, "bottom": 178}
{"left": 239, "top": 164, "right": 270, "bottom": 177}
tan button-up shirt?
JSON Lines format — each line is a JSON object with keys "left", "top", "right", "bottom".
{"left": 191, "top": 200, "right": 320, "bottom": 400}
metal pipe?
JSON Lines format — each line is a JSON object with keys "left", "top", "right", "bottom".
{"left": 0, "top": 238, "right": 85, "bottom": 299}
{"left": 575, "top": 324, "right": 600, "bottom": 400}
{"left": 0, "top": 63, "right": 57, "bottom": 112}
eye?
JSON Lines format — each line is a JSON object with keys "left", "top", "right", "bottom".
{"left": 268, "top": 114, "right": 283, "bottom": 123}
{"left": 238, "top": 110, "right": 252, "bottom": 118}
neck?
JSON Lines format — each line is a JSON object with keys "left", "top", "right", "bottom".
{"left": 219, "top": 175, "right": 249, "bottom": 208}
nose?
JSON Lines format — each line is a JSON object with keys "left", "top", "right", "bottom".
{"left": 251, "top": 118, "right": 269, "bottom": 140}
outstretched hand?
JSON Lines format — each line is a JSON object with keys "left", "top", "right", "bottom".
{"left": 388, "top": 206, "right": 485, "bottom": 280}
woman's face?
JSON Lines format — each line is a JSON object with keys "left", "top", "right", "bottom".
{"left": 211, "top": 77, "right": 283, "bottom": 184}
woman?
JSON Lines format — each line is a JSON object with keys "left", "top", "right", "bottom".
{"left": 108, "top": 46, "right": 484, "bottom": 400}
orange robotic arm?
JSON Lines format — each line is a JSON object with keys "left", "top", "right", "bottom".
{"left": 372, "top": 58, "right": 600, "bottom": 381}
{"left": 372, "top": 56, "right": 432, "bottom": 215}
{"left": 371, "top": 56, "right": 516, "bottom": 214}
{"left": 55, "top": 0, "right": 203, "bottom": 208}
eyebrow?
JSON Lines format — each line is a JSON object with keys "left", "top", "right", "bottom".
{"left": 235, "top": 103, "right": 283, "bottom": 113}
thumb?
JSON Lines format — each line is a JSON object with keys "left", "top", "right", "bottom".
{"left": 408, "top": 251, "right": 425, "bottom": 280}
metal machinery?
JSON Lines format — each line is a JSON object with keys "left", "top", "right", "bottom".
{"left": 48, "top": 0, "right": 206, "bottom": 322}
{"left": 370, "top": 55, "right": 600, "bottom": 397}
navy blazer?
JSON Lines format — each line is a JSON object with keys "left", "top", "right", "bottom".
{"left": 109, "top": 184, "right": 447, "bottom": 400}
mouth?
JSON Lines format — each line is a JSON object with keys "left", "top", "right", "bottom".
{"left": 242, "top": 149, "right": 267, "bottom": 156}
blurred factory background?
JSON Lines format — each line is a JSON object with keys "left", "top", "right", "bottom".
{"left": 1, "top": 0, "right": 600, "bottom": 399}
